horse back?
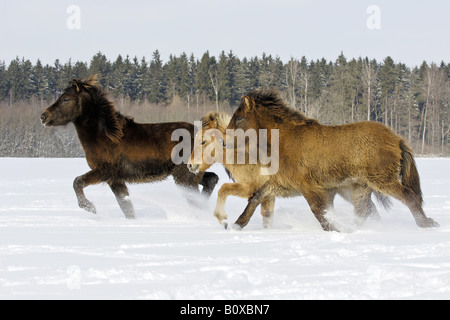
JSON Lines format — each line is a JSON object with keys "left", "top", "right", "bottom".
{"left": 279, "top": 121, "right": 404, "bottom": 187}
{"left": 121, "top": 121, "right": 194, "bottom": 161}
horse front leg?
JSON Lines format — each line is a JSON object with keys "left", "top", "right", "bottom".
{"left": 109, "top": 181, "right": 135, "bottom": 219}
{"left": 215, "top": 183, "right": 253, "bottom": 229}
{"left": 261, "top": 196, "right": 275, "bottom": 229}
{"left": 73, "top": 170, "right": 102, "bottom": 214}
{"left": 233, "top": 182, "right": 274, "bottom": 230}
{"left": 303, "top": 189, "right": 338, "bottom": 232}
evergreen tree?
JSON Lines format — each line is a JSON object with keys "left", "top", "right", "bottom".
{"left": 379, "top": 56, "right": 397, "bottom": 125}
{"left": 217, "top": 51, "right": 231, "bottom": 105}
{"left": 309, "top": 59, "right": 325, "bottom": 101}
{"left": 197, "top": 51, "right": 214, "bottom": 101}
{"left": 30, "top": 59, "right": 47, "bottom": 102}
{"left": 271, "top": 56, "right": 286, "bottom": 90}
{"left": 178, "top": 53, "right": 190, "bottom": 100}
{"left": 298, "top": 56, "right": 310, "bottom": 114}
{"left": 329, "top": 53, "right": 350, "bottom": 123}
{"left": 110, "top": 55, "right": 125, "bottom": 97}
{"left": 148, "top": 50, "right": 166, "bottom": 104}
{"left": 122, "top": 55, "right": 133, "bottom": 99}
{"left": 89, "top": 52, "right": 110, "bottom": 88}
{"left": 1, "top": 50, "right": 450, "bottom": 155}
{"left": 21, "top": 59, "right": 34, "bottom": 100}
{"left": 139, "top": 57, "right": 151, "bottom": 101}
{"left": 187, "top": 54, "right": 198, "bottom": 109}
{"left": 0, "top": 61, "right": 7, "bottom": 101}
{"left": 347, "top": 58, "right": 363, "bottom": 122}
{"left": 165, "top": 54, "right": 182, "bottom": 101}
{"left": 238, "top": 56, "right": 260, "bottom": 95}
{"left": 6, "top": 58, "right": 23, "bottom": 103}
{"left": 72, "top": 61, "right": 88, "bottom": 79}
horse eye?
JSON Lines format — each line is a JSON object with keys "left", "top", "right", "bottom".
{"left": 63, "top": 98, "right": 70, "bottom": 103}
{"left": 236, "top": 116, "right": 243, "bottom": 122}
{"left": 201, "top": 141, "right": 206, "bottom": 146}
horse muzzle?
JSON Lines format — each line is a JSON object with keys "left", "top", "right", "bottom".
{"left": 40, "top": 112, "right": 52, "bottom": 126}
{"left": 187, "top": 163, "right": 200, "bottom": 174}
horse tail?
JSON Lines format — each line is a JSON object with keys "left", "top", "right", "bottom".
{"left": 374, "top": 192, "right": 392, "bottom": 211}
{"left": 399, "top": 140, "right": 423, "bottom": 204}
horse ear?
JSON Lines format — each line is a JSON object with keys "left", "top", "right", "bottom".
{"left": 71, "top": 79, "right": 81, "bottom": 93}
{"left": 242, "top": 96, "right": 254, "bottom": 112}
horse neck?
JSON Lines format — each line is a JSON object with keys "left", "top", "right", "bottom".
{"left": 73, "top": 98, "right": 109, "bottom": 143}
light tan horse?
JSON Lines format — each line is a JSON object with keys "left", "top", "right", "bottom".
{"left": 188, "top": 111, "right": 387, "bottom": 229}
{"left": 187, "top": 112, "right": 274, "bottom": 229}
{"left": 226, "top": 89, "right": 439, "bottom": 231}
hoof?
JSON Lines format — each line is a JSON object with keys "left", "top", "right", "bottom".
{"left": 222, "top": 220, "right": 228, "bottom": 230}
{"left": 79, "top": 200, "right": 96, "bottom": 214}
{"left": 232, "top": 223, "right": 243, "bottom": 231}
{"left": 320, "top": 220, "right": 339, "bottom": 232}
{"left": 418, "top": 218, "right": 440, "bottom": 228}
{"left": 262, "top": 217, "right": 273, "bottom": 229}
{"left": 124, "top": 213, "right": 136, "bottom": 220}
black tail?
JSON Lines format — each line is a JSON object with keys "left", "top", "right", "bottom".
{"left": 399, "top": 140, "right": 423, "bottom": 204}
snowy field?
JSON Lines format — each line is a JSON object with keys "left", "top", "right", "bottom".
{"left": 0, "top": 157, "right": 450, "bottom": 300}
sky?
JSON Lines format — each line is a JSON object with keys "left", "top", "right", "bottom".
{"left": 1, "top": 0, "right": 449, "bottom": 67}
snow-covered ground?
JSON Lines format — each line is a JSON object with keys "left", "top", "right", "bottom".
{"left": 0, "top": 158, "right": 449, "bottom": 300}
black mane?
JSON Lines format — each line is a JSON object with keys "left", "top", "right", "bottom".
{"left": 76, "top": 77, "right": 134, "bottom": 143}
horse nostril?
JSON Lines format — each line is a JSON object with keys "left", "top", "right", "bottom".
{"left": 187, "top": 163, "right": 198, "bottom": 173}
{"left": 40, "top": 112, "right": 50, "bottom": 125}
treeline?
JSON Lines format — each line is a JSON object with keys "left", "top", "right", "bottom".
{"left": 0, "top": 50, "right": 450, "bottom": 157}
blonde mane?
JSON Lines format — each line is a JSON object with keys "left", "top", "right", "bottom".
{"left": 201, "top": 111, "right": 232, "bottom": 131}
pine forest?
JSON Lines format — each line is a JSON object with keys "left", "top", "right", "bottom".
{"left": 0, "top": 50, "right": 449, "bottom": 157}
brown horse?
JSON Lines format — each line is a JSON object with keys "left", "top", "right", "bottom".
{"left": 226, "top": 89, "right": 439, "bottom": 231}
{"left": 40, "top": 75, "right": 218, "bottom": 219}
{"left": 188, "top": 111, "right": 388, "bottom": 229}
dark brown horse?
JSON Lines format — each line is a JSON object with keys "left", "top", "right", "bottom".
{"left": 40, "top": 75, "right": 218, "bottom": 219}
{"left": 226, "top": 89, "right": 439, "bottom": 231}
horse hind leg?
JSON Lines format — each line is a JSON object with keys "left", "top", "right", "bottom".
{"left": 200, "top": 172, "right": 219, "bottom": 198}
{"left": 109, "top": 181, "right": 135, "bottom": 219}
{"left": 375, "top": 182, "right": 439, "bottom": 228}
{"left": 171, "top": 164, "right": 205, "bottom": 207}
{"left": 337, "top": 186, "right": 382, "bottom": 223}
{"left": 351, "top": 185, "right": 376, "bottom": 226}
{"left": 303, "top": 189, "right": 338, "bottom": 232}
{"left": 399, "top": 185, "right": 439, "bottom": 228}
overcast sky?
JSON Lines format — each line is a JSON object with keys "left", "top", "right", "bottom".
{"left": 1, "top": 0, "right": 449, "bottom": 67}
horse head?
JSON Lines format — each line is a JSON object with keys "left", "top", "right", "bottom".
{"left": 40, "top": 75, "right": 99, "bottom": 127}
{"left": 188, "top": 111, "right": 231, "bottom": 174}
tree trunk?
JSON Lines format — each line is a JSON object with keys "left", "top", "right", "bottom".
{"left": 421, "top": 104, "right": 428, "bottom": 155}
{"left": 367, "top": 82, "right": 371, "bottom": 121}
{"left": 209, "top": 70, "right": 219, "bottom": 111}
